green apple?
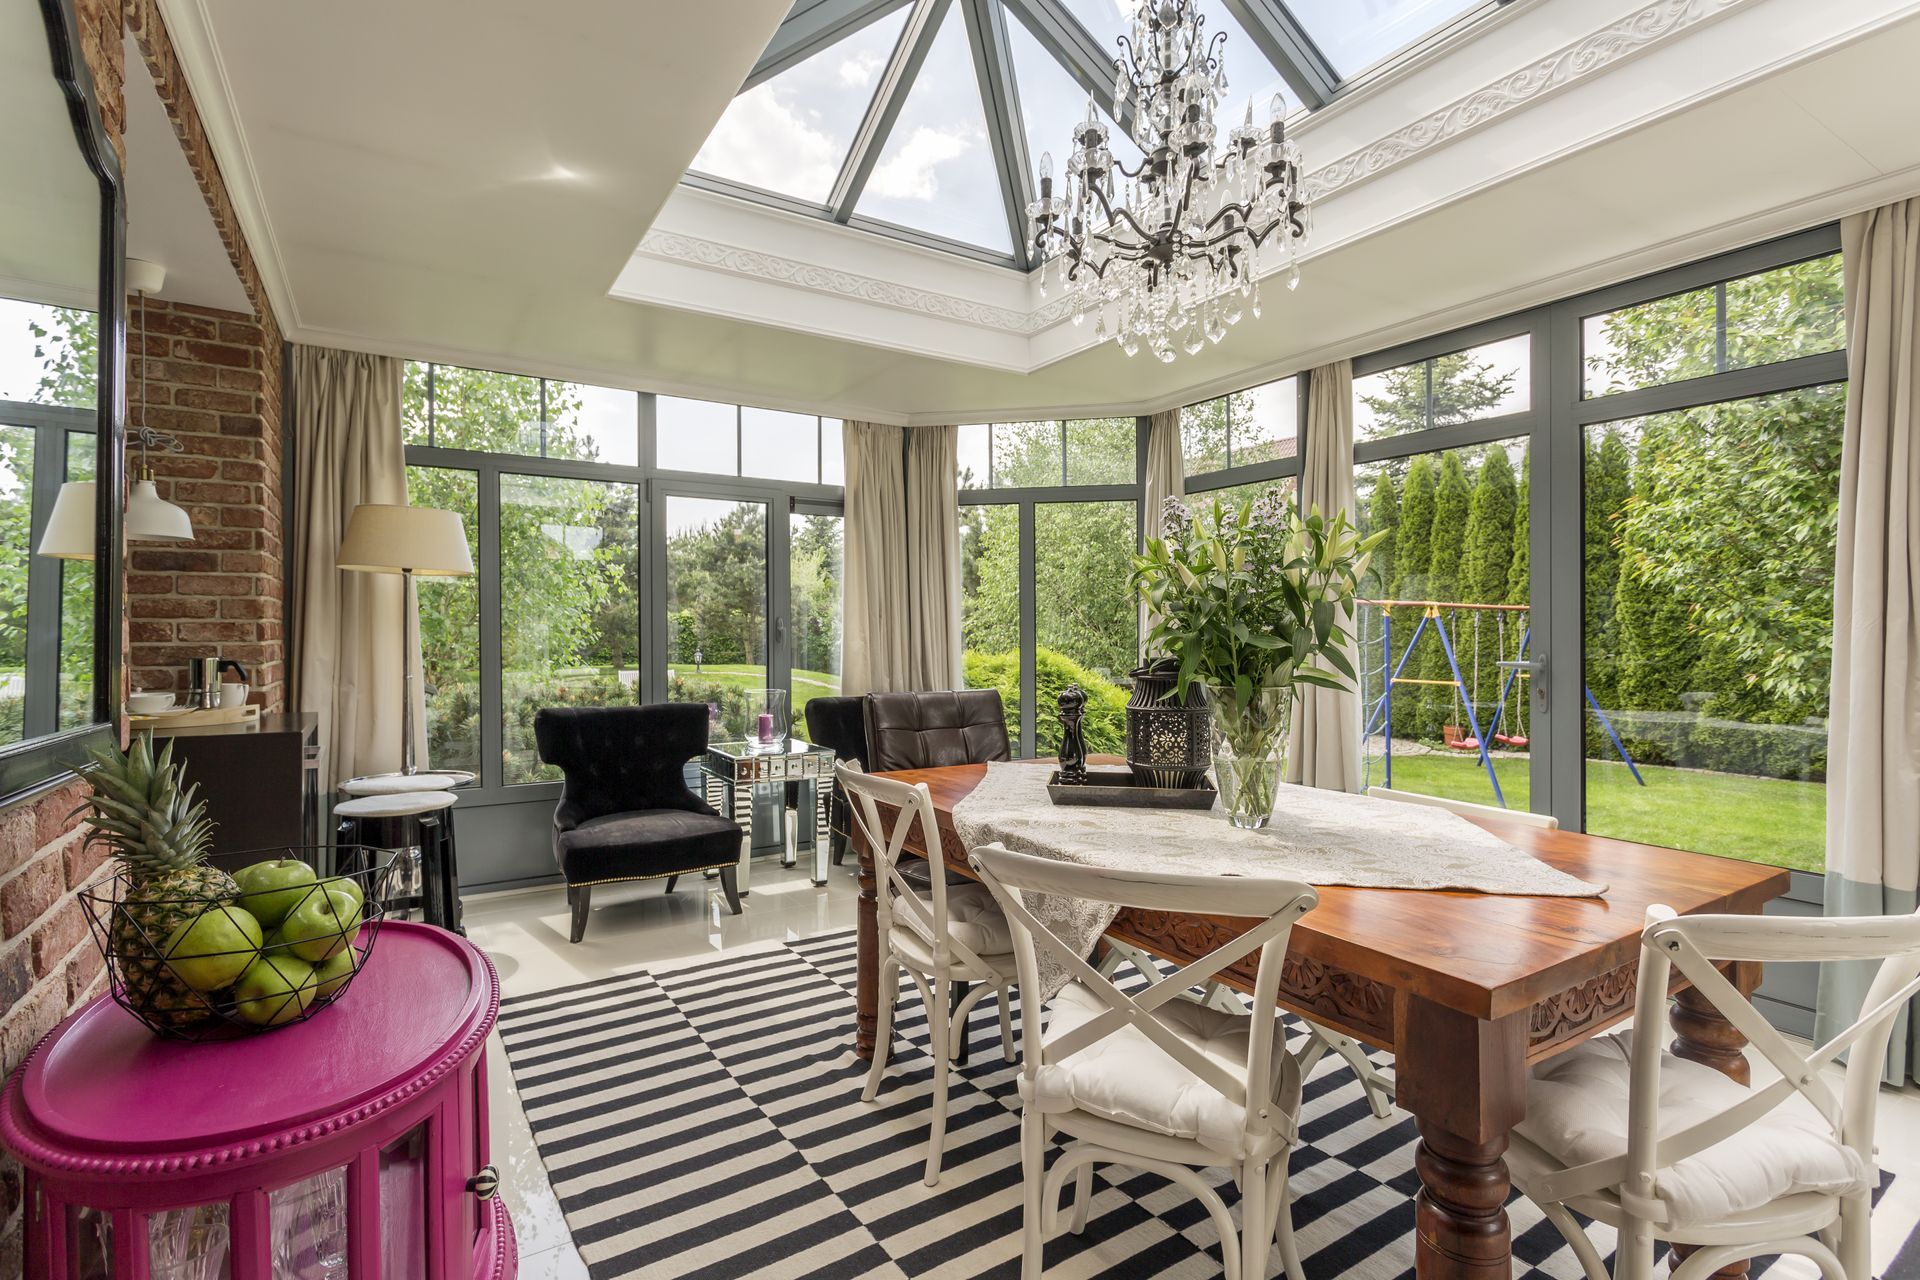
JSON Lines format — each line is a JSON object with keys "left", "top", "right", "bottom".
{"left": 232, "top": 859, "right": 318, "bottom": 928}
{"left": 316, "top": 875, "right": 364, "bottom": 920}
{"left": 231, "top": 952, "right": 316, "bottom": 1026}
{"left": 311, "top": 946, "right": 358, "bottom": 1000}
{"left": 279, "top": 882, "right": 363, "bottom": 963}
{"left": 161, "top": 904, "right": 263, "bottom": 992}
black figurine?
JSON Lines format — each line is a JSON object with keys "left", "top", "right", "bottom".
{"left": 1057, "top": 683, "right": 1088, "bottom": 784}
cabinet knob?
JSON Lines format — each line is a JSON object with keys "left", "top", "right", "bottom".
{"left": 468, "top": 1165, "right": 499, "bottom": 1200}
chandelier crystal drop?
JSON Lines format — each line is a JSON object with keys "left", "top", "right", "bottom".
{"left": 1026, "top": 0, "right": 1310, "bottom": 361}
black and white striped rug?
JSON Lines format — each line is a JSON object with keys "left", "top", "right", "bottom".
{"left": 496, "top": 930, "right": 1906, "bottom": 1280}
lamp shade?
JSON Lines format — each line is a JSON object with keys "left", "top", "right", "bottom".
{"left": 126, "top": 477, "right": 194, "bottom": 542}
{"left": 35, "top": 481, "right": 96, "bottom": 560}
{"left": 338, "top": 503, "right": 474, "bottom": 576}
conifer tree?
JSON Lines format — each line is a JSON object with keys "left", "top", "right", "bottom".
{"left": 1389, "top": 457, "right": 1437, "bottom": 737}
{"left": 1461, "top": 446, "right": 1517, "bottom": 729}
{"left": 1583, "top": 430, "right": 1633, "bottom": 709}
{"left": 1421, "top": 452, "right": 1474, "bottom": 736}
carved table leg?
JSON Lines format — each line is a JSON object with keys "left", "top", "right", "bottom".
{"left": 854, "top": 830, "right": 878, "bottom": 1060}
{"left": 1399, "top": 997, "right": 1529, "bottom": 1280}
{"left": 1668, "top": 962, "right": 1761, "bottom": 1278}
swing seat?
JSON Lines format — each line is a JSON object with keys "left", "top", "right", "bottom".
{"left": 1495, "top": 734, "right": 1529, "bottom": 748}
{"left": 1447, "top": 736, "right": 1481, "bottom": 751}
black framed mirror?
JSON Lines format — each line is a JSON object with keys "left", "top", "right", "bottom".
{"left": 0, "top": 0, "right": 127, "bottom": 805}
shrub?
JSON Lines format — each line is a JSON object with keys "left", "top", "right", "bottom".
{"left": 963, "top": 646, "right": 1130, "bottom": 755}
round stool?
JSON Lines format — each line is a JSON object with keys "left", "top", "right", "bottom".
{"left": 339, "top": 770, "right": 475, "bottom": 797}
{"left": 335, "top": 791, "right": 463, "bottom": 934}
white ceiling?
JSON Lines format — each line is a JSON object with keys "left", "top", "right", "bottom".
{"left": 159, "top": 0, "right": 1920, "bottom": 424}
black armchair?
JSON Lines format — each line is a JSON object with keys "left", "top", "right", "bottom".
{"left": 804, "top": 695, "right": 870, "bottom": 867}
{"left": 533, "top": 703, "right": 743, "bottom": 942}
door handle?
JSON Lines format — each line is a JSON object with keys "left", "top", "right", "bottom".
{"left": 1496, "top": 656, "right": 1545, "bottom": 705}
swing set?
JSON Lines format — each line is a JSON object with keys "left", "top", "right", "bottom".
{"left": 1361, "top": 600, "right": 1644, "bottom": 809}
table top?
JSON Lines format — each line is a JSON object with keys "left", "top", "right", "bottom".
{"left": 706, "top": 737, "right": 832, "bottom": 762}
{"left": 3, "top": 922, "right": 496, "bottom": 1160}
{"left": 876, "top": 761, "right": 1790, "bottom": 1022}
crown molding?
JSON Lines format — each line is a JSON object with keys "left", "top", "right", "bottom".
{"left": 153, "top": 0, "right": 300, "bottom": 332}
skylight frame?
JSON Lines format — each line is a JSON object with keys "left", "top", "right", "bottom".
{"left": 690, "top": 0, "right": 1499, "bottom": 272}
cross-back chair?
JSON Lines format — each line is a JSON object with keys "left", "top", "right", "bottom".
{"left": 838, "top": 762, "right": 1017, "bottom": 1187}
{"left": 1365, "top": 785, "right": 1561, "bottom": 829}
{"left": 970, "top": 841, "right": 1318, "bottom": 1280}
{"left": 1511, "top": 903, "right": 1920, "bottom": 1280}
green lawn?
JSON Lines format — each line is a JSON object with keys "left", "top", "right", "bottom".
{"left": 667, "top": 664, "right": 840, "bottom": 717}
{"left": 1372, "top": 752, "right": 1825, "bottom": 873}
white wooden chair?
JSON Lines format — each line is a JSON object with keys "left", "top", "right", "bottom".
{"left": 970, "top": 841, "right": 1317, "bottom": 1280}
{"left": 838, "top": 763, "right": 1017, "bottom": 1186}
{"left": 1510, "top": 904, "right": 1920, "bottom": 1280}
{"left": 1365, "top": 785, "right": 1560, "bottom": 829}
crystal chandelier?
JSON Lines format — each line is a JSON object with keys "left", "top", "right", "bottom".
{"left": 1027, "top": 0, "right": 1310, "bottom": 362}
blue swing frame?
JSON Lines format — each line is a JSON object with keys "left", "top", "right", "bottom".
{"left": 1364, "top": 606, "right": 1644, "bottom": 810}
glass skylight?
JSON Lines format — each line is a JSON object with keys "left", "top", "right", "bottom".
{"left": 854, "top": 4, "right": 1013, "bottom": 252}
{"left": 686, "top": 0, "right": 1498, "bottom": 267}
{"left": 1283, "top": 0, "right": 1484, "bottom": 77}
{"left": 689, "top": 7, "right": 909, "bottom": 203}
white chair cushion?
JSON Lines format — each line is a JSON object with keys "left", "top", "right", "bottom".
{"left": 1517, "top": 1030, "right": 1870, "bottom": 1228}
{"left": 1032, "top": 981, "right": 1297, "bottom": 1158}
{"left": 892, "top": 881, "right": 1014, "bottom": 957}
{"left": 334, "top": 791, "right": 458, "bottom": 818}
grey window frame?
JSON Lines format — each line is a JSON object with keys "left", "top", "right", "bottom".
{"left": 1, "top": 402, "right": 97, "bottom": 743}
{"left": 959, "top": 417, "right": 1147, "bottom": 755}
{"left": 403, "top": 377, "right": 843, "bottom": 810}
{"left": 1179, "top": 375, "right": 1310, "bottom": 499}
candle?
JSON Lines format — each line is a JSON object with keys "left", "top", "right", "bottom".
{"left": 757, "top": 712, "right": 774, "bottom": 743}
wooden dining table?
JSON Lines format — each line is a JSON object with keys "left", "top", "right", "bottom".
{"left": 852, "top": 761, "right": 1791, "bottom": 1280}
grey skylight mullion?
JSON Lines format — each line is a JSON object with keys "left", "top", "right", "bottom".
{"left": 744, "top": 0, "right": 918, "bottom": 92}
{"left": 963, "top": 0, "right": 1036, "bottom": 271}
{"left": 1001, "top": 0, "right": 1140, "bottom": 138}
{"left": 829, "top": 0, "right": 953, "bottom": 222}
{"left": 1219, "top": 0, "right": 1337, "bottom": 109}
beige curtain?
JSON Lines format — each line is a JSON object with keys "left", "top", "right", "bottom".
{"left": 1816, "top": 199, "right": 1920, "bottom": 1082}
{"left": 291, "top": 346, "right": 414, "bottom": 789}
{"left": 905, "top": 425, "right": 964, "bottom": 689}
{"left": 1287, "top": 359, "right": 1364, "bottom": 791}
{"left": 1140, "top": 409, "right": 1185, "bottom": 661}
{"left": 842, "top": 422, "right": 910, "bottom": 694}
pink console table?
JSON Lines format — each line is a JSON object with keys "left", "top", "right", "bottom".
{"left": 1, "top": 921, "right": 515, "bottom": 1279}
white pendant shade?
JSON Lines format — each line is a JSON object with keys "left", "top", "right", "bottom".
{"left": 35, "top": 481, "right": 96, "bottom": 560}
{"left": 126, "top": 477, "right": 195, "bottom": 542}
{"left": 338, "top": 503, "right": 474, "bottom": 576}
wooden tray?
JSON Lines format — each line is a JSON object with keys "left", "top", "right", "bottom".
{"left": 130, "top": 703, "right": 259, "bottom": 732}
{"left": 1047, "top": 768, "right": 1216, "bottom": 810}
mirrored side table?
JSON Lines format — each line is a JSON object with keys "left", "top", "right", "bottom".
{"left": 700, "top": 738, "right": 836, "bottom": 891}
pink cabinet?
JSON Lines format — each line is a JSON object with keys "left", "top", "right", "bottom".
{"left": 1, "top": 922, "right": 515, "bottom": 1279}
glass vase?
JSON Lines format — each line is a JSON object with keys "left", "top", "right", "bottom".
{"left": 1204, "top": 683, "right": 1293, "bottom": 830}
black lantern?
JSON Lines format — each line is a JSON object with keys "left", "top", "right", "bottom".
{"left": 1125, "top": 659, "right": 1210, "bottom": 789}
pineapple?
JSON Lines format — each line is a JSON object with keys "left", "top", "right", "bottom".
{"left": 73, "top": 733, "right": 238, "bottom": 1029}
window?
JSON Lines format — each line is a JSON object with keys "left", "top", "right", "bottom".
{"left": 1581, "top": 254, "right": 1843, "bottom": 398}
{"left": 1353, "top": 334, "right": 1529, "bottom": 441}
{"left": 409, "top": 466, "right": 480, "bottom": 774}
{"left": 656, "top": 397, "right": 842, "bottom": 485}
{"left": 401, "top": 365, "right": 843, "bottom": 799}
{"left": 1181, "top": 376, "right": 1300, "bottom": 478}
{"left": 1357, "top": 440, "right": 1532, "bottom": 808}
{"left": 500, "top": 475, "right": 639, "bottom": 785}
{"left": 1580, "top": 391, "right": 1840, "bottom": 872}
{"left": 403, "top": 363, "right": 639, "bottom": 466}
{"left": 960, "top": 419, "right": 1139, "bottom": 755}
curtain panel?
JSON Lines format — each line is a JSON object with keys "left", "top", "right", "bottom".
{"left": 1140, "top": 408, "right": 1185, "bottom": 662}
{"left": 1287, "top": 359, "right": 1364, "bottom": 791}
{"left": 843, "top": 422, "right": 963, "bottom": 695}
{"left": 289, "top": 346, "right": 415, "bottom": 789}
{"left": 1816, "top": 198, "right": 1920, "bottom": 1082}
{"left": 905, "top": 425, "right": 964, "bottom": 690}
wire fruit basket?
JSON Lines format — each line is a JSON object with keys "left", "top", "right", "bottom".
{"left": 78, "top": 848, "right": 396, "bottom": 1041}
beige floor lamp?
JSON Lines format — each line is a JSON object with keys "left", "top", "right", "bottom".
{"left": 338, "top": 503, "right": 474, "bottom": 776}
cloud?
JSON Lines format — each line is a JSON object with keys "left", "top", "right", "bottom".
{"left": 866, "top": 126, "right": 973, "bottom": 201}
{"left": 838, "top": 50, "right": 883, "bottom": 89}
{"left": 691, "top": 85, "right": 841, "bottom": 201}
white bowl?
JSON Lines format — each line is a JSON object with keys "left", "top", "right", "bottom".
{"left": 129, "top": 692, "right": 175, "bottom": 714}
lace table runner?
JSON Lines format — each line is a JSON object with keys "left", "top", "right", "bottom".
{"left": 951, "top": 761, "right": 1606, "bottom": 996}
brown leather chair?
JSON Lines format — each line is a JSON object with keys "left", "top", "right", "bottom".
{"left": 862, "top": 689, "right": 1012, "bottom": 772}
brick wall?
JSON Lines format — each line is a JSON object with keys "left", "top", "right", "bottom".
{"left": 128, "top": 296, "right": 286, "bottom": 708}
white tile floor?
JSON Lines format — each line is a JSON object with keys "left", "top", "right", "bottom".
{"left": 469, "top": 857, "right": 864, "bottom": 1279}
{"left": 467, "top": 858, "right": 1920, "bottom": 1280}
